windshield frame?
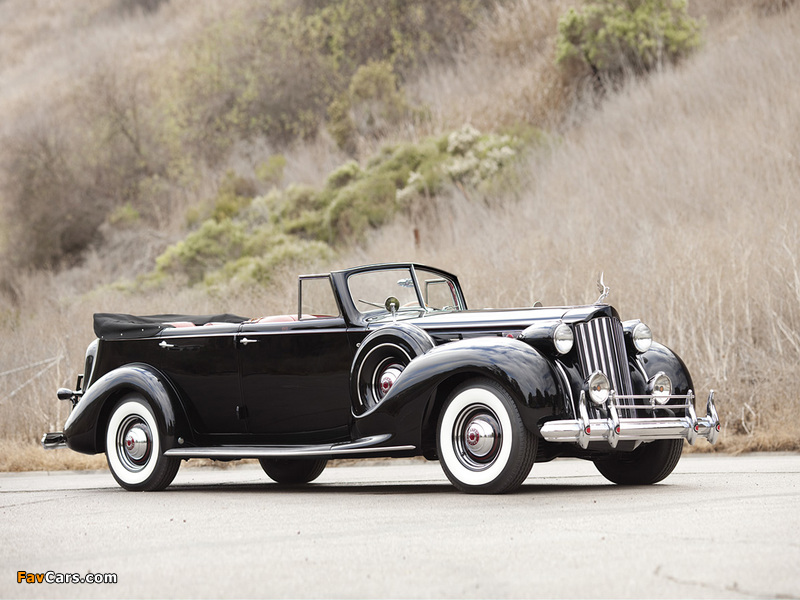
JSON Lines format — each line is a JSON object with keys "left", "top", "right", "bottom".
{"left": 341, "top": 264, "right": 467, "bottom": 323}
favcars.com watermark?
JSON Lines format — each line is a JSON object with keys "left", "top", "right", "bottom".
{"left": 17, "top": 571, "right": 117, "bottom": 584}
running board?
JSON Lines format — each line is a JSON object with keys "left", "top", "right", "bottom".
{"left": 163, "top": 434, "right": 415, "bottom": 460}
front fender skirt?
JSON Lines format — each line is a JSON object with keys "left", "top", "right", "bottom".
{"left": 62, "top": 363, "right": 182, "bottom": 455}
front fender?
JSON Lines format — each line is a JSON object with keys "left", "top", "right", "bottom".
{"left": 63, "top": 363, "right": 184, "bottom": 455}
{"left": 352, "top": 337, "right": 563, "bottom": 447}
{"left": 637, "top": 342, "right": 694, "bottom": 395}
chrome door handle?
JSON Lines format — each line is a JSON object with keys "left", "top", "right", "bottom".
{"left": 158, "top": 341, "right": 174, "bottom": 349}
{"left": 239, "top": 338, "right": 258, "bottom": 346}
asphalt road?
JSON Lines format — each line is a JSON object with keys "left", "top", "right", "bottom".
{"left": 1, "top": 453, "right": 798, "bottom": 599}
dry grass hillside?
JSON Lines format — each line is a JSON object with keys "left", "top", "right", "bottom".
{"left": 1, "top": 0, "right": 798, "bottom": 470}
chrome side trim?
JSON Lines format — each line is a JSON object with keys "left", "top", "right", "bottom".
{"left": 164, "top": 434, "right": 415, "bottom": 459}
{"left": 540, "top": 390, "right": 720, "bottom": 449}
{"left": 552, "top": 360, "right": 575, "bottom": 415}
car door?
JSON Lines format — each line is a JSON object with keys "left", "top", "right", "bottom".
{"left": 236, "top": 317, "right": 355, "bottom": 444}
{"left": 136, "top": 325, "right": 246, "bottom": 439}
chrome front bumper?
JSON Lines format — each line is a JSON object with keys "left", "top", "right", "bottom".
{"left": 540, "top": 390, "right": 720, "bottom": 449}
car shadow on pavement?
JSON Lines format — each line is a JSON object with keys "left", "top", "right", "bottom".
{"left": 162, "top": 480, "right": 621, "bottom": 495}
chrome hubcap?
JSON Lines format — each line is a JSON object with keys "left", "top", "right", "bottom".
{"left": 453, "top": 405, "right": 502, "bottom": 471}
{"left": 117, "top": 416, "right": 152, "bottom": 472}
{"left": 378, "top": 365, "right": 403, "bottom": 399}
{"left": 124, "top": 426, "right": 149, "bottom": 461}
{"left": 465, "top": 417, "right": 497, "bottom": 458}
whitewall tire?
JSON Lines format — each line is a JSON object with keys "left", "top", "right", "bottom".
{"left": 437, "top": 378, "right": 536, "bottom": 494}
{"left": 105, "top": 394, "right": 180, "bottom": 491}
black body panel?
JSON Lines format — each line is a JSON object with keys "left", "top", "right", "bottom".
{"left": 238, "top": 317, "right": 354, "bottom": 443}
{"left": 92, "top": 327, "right": 244, "bottom": 439}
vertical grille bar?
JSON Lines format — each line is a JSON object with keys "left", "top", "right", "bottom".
{"left": 574, "top": 317, "right": 633, "bottom": 398}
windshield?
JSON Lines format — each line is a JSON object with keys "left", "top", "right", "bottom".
{"left": 347, "top": 266, "right": 461, "bottom": 318}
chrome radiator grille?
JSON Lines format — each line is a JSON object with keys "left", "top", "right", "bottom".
{"left": 573, "top": 317, "right": 633, "bottom": 397}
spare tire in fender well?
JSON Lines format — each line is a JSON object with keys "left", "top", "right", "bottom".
{"left": 350, "top": 323, "right": 435, "bottom": 415}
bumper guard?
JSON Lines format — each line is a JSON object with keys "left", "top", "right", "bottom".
{"left": 41, "top": 432, "right": 67, "bottom": 450}
{"left": 540, "top": 390, "right": 719, "bottom": 449}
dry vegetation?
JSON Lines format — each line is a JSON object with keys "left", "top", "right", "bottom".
{"left": 1, "top": 0, "right": 798, "bottom": 470}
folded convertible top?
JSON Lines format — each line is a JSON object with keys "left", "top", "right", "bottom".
{"left": 93, "top": 313, "right": 247, "bottom": 340}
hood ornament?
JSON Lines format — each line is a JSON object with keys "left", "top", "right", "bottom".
{"left": 595, "top": 272, "right": 610, "bottom": 304}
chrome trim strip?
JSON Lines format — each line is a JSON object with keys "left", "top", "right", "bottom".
{"left": 164, "top": 435, "right": 416, "bottom": 459}
{"left": 552, "top": 360, "right": 575, "bottom": 415}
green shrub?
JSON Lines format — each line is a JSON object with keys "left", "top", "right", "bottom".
{"left": 556, "top": 0, "right": 704, "bottom": 89}
{"left": 155, "top": 219, "right": 247, "bottom": 285}
{"left": 325, "top": 160, "right": 363, "bottom": 190}
{"left": 255, "top": 154, "right": 287, "bottom": 186}
{"left": 205, "top": 235, "right": 332, "bottom": 290}
{"left": 211, "top": 172, "right": 256, "bottom": 221}
{"left": 330, "top": 61, "right": 411, "bottom": 151}
{"left": 306, "top": 0, "right": 484, "bottom": 80}
{"left": 108, "top": 203, "right": 141, "bottom": 226}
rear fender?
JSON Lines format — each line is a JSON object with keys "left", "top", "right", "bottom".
{"left": 352, "top": 337, "right": 563, "bottom": 448}
{"left": 63, "top": 363, "right": 186, "bottom": 455}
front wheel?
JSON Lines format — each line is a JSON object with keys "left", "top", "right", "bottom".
{"left": 105, "top": 394, "right": 180, "bottom": 491}
{"left": 593, "top": 438, "right": 683, "bottom": 485}
{"left": 259, "top": 458, "right": 328, "bottom": 484}
{"left": 437, "top": 378, "right": 536, "bottom": 494}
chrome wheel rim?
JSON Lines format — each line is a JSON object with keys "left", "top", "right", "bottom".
{"left": 452, "top": 405, "right": 503, "bottom": 471}
{"left": 116, "top": 415, "right": 152, "bottom": 472}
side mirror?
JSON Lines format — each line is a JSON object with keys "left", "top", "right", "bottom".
{"left": 385, "top": 296, "right": 400, "bottom": 318}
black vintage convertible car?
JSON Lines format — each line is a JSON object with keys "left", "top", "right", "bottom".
{"left": 43, "top": 263, "right": 719, "bottom": 493}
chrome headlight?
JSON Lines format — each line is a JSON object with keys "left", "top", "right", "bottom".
{"left": 586, "top": 371, "right": 610, "bottom": 405}
{"left": 553, "top": 323, "right": 573, "bottom": 355}
{"left": 632, "top": 322, "right": 652, "bottom": 353}
{"left": 648, "top": 372, "right": 672, "bottom": 404}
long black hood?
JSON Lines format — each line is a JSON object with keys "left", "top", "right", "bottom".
{"left": 392, "top": 304, "right": 619, "bottom": 337}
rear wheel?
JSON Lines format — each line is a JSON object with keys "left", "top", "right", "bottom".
{"left": 259, "top": 458, "right": 328, "bottom": 484}
{"left": 593, "top": 438, "right": 683, "bottom": 485}
{"left": 105, "top": 394, "right": 180, "bottom": 491}
{"left": 437, "top": 378, "right": 536, "bottom": 494}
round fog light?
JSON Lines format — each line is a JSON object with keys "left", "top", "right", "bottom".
{"left": 649, "top": 372, "right": 672, "bottom": 404}
{"left": 587, "top": 371, "right": 610, "bottom": 405}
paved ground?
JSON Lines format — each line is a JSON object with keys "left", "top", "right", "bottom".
{"left": 1, "top": 453, "right": 798, "bottom": 599}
